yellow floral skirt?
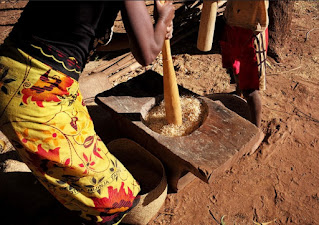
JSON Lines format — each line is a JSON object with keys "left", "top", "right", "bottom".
{"left": 0, "top": 41, "right": 140, "bottom": 224}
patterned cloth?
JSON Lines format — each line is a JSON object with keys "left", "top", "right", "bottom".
{"left": 0, "top": 40, "right": 140, "bottom": 225}
{"left": 220, "top": 25, "right": 268, "bottom": 91}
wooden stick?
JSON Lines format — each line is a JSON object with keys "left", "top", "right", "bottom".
{"left": 108, "top": 62, "right": 141, "bottom": 82}
{"left": 99, "top": 54, "right": 134, "bottom": 76}
{"left": 197, "top": 0, "right": 218, "bottom": 52}
{"left": 161, "top": 0, "right": 182, "bottom": 125}
{"left": 91, "top": 52, "right": 130, "bottom": 74}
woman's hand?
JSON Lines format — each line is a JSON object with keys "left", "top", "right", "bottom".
{"left": 166, "top": 21, "right": 173, "bottom": 39}
{"left": 154, "top": 0, "right": 175, "bottom": 27}
{"left": 154, "top": 1, "right": 175, "bottom": 40}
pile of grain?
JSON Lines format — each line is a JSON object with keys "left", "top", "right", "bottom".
{"left": 144, "top": 96, "right": 206, "bottom": 137}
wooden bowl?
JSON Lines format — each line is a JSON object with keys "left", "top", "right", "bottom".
{"left": 107, "top": 138, "right": 167, "bottom": 225}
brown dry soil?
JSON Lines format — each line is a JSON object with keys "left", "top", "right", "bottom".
{"left": 1, "top": 1, "right": 319, "bottom": 225}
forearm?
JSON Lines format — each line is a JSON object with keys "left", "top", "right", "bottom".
{"left": 153, "top": 18, "right": 168, "bottom": 52}
{"left": 96, "top": 33, "right": 130, "bottom": 52}
{"left": 96, "top": 22, "right": 166, "bottom": 62}
{"left": 127, "top": 17, "right": 167, "bottom": 66}
{"left": 121, "top": 0, "right": 174, "bottom": 66}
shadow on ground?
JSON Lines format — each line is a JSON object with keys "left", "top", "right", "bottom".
{"left": 0, "top": 172, "right": 86, "bottom": 225}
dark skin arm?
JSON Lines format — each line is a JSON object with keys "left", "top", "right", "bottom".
{"left": 96, "top": 33, "right": 130, "bottom": 52}
{"left": 121, "top": 0, "right": 175, "bottom": 66}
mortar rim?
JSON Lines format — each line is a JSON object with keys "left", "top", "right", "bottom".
{"left": 140, "top": 94, "right": 209, "bottom": 137}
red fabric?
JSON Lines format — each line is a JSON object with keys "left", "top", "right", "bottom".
{"left": 220, "top": 25, "right": 268, "bottom": 90}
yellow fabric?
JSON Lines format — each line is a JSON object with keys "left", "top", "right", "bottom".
{"left": 224, "top": 0, "right": 269, "bottom": 33}
{"left": 0, "top": 41, "right": 140, "bottom": 224}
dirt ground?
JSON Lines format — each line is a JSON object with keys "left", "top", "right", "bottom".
{"left": 1, "top": 1, "right": 319, "bottom": 225}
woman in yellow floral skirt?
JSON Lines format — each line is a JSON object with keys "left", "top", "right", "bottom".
{"left": 0, "top": 1, "right": 174, "bottom": 224}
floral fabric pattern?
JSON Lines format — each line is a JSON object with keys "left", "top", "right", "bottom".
{"left": 0, "top": 45, "right": 140, "bottom": 224}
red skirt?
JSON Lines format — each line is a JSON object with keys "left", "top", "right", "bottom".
{"left": 220, "top": 25, "right": 268, "bottom": 91}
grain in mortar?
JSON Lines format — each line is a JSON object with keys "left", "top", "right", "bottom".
{"left": 144, "top": 96, "right": 206, "bottom": 137}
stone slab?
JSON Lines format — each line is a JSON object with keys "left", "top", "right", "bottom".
{"left": 96, "top": 71, "right": 264, "bottom": 191}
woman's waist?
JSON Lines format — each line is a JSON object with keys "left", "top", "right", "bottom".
{"left": 3, "top": 36, "right": 84, "bottom": 81}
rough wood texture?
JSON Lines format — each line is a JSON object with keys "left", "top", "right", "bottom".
{"left": 96, "top": 71, "right": 264, "bottom": 192}
{"left": 162, "top": 40, "right": 183, "bottom": 125}
{"left": 197, "top": 0, "right": 218, "bottom": 51}
{"left": 268, "top": 0, "right": 294, "bottom": 62}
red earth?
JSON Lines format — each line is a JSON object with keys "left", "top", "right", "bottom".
{"left": 0, "top": 1, "right": 319, "bottom": 225}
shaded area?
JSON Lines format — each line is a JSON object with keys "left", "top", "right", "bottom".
{"left": 206, "top": 93, "right": 251, "bottom": 122}
{"left": 96, "top": 70, "right": 197, "bottom": 99}
{"left": 0, "top": 172, "right": 85, "bottom": 225}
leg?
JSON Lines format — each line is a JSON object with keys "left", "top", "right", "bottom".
{"left": 228, "top": 28, "right": 267, "bottom": 128}
{"left": 241, "top": 28, "right": 268, "bottom": 127}
{"left": 0, "top": 47, "right": 140, "bottom": 224}
{"left": 243, "top": 89, "right": 262, "bottom": 127}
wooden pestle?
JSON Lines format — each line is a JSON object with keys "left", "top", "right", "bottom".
{"left": 161, "top": 0, "right": 182, "bottom": 125}
{"left": 197, "top": 0, "right": 218, "bottom": 51}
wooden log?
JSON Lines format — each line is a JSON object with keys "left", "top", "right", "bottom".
{"left": 197, "top": 0, "right": 218, "bottom": 52}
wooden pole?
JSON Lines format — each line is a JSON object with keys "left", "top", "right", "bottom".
{"left": 101, "top": 54, "right": 134, "bottom": 76}
{"left": 161, "top": 0, "right": 182, "bottom": 125}
{"left": 91, "top": 53, "right": 130, "bottom": 74}
{"left": 108, "top": 62, "right": 141, "bottom": 82}
{"left": 197, "top": 0, "right": 218, "bottom": 52}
